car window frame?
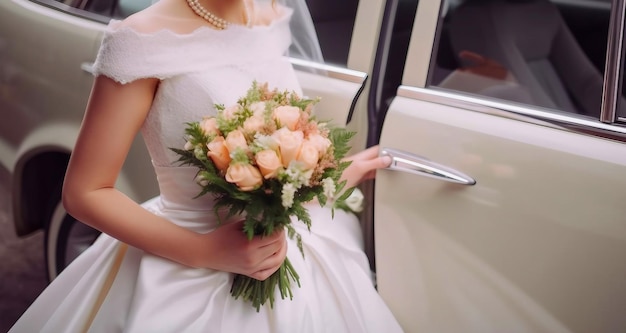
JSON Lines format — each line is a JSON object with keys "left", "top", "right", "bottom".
{"left": 400, "top": 0, "right": 626, "bottom": 143}
{"left": 28, "top": 0, "right": 113, "bottom": 23}
{"left": 602, "top": 0, "right": 626, "bottom": 124}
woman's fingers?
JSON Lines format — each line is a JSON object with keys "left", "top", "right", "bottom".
{"left": 345, "top": 145, "right": 392, "bottom": 177}
{"left": 249, "top": 239, "right": 288, "bottom": 280}
{"left": 232, "top": 226, "right": 287, "bottom": 279}
{"left": 362, "top": 152, "right": 392, "bottom": 171}
{"left": 342, "top": 148, "right": 392, "bottom": 188}
{"left": 250, "top": 228, "right": 285, "bottom": 259}
{"left": 346, "top": 145, "right": 379, "bottom": 162}
{"left": 202, "top": 220, "right": 290, "bottom": 278}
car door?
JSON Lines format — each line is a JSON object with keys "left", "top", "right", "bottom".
{"left": 296, "top": 0, "right": 385, "bottom": 152}
{"left": 374, "top": 0, "right": 626, "bottom": 332}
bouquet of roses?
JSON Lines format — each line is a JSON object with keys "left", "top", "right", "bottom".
{"left": 170, "top": 81, "right": 356, "bottom": 311}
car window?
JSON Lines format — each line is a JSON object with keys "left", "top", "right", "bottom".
{"left": 381, "top": 0, "right": 419, "bottom": 108}
{"left": 429, "top": 0, "right": 612, "bottom": 120}
{"left": 37, "top": 0, "right": 149, "bottom": 18}
{"left": 301, "top": 0, "right": 359, "bottom": 66}
{"left": 48, "top": 0, "right": 117, "bottom": 17}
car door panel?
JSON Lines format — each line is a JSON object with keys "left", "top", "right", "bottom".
{"left": 376, "top": 91, "right": 626, "bottom": 332}
{"left": 292, "top": 61, "right": 367, "bottom": 129}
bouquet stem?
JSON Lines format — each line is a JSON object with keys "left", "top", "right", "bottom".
{"left": 231, "top": 257, "right": 301, "bottom": 311}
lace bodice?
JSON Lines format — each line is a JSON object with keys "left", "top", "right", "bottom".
{"left": 92, "top": 6, "right": 300, "bottom": 167}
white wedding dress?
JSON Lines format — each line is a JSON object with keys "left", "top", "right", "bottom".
{"left": 9, "top": 5, "right": 403, "bottom": 333}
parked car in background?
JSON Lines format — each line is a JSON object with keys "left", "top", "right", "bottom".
{"left": 1, "top": 0, "right": 626, "bottom": 332}
{"left": 0, "top": 0, "right": 158, "bottom": 282}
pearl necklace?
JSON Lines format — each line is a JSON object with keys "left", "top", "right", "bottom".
{"left": 186, "top": 0, "right": 251, "bottom": 30}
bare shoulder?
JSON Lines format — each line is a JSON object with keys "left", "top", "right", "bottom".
{"left": 116, "top": 0, "right": 199, "bottom": 34}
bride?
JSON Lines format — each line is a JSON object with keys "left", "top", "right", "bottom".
{"left": 9, "top": 0, "right": 403, "bottom": 331}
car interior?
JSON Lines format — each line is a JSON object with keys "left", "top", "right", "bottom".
{"left": 432, "top": 0, "right": 611, "bottom": 118}
{"left": 305, "top": 0, "right": 359, "bottom": 66}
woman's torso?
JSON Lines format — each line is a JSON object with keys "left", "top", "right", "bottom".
{"left": 93, "top": 3, "right": 300, "bottom": 230}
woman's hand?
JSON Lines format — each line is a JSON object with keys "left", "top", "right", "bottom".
{"left": 200, "top": 220, "right": 288, "bottom": 281}
{"left": 340, "top": 145, "right": 392, "bottom": 189}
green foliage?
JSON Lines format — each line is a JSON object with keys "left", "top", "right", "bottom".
{"left": 329, "top": 127, "right": 356, "bottom": 161}
{"left": 290, "top": 96, "right": 319, "bottom": 110}
{"left": 244, "top": 81, "right": 263, "bottom": 102}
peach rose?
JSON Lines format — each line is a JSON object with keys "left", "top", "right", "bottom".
{"left": 249, "top": 101, "right": 267, "bottom": 117}
{"left": 306, "top": 133, "right": 332, "bottom": 154}
{"left": 243, "top": 115, "right": 266, "bottom": 134}
{"left": 225, "top": 163, "right": 263, "bottom": 191}
{"left": 225, "top": 129, "right": 248, "bottom": 153}
{"left": 200, "top": 117, "right": 219, "bottom": 136}
{"left": 302, "top": 118, "right": 319, "bottom": 136}
{"left": 273, "top": 105, "right": 301, "bottom": 130}
{"left": 254, "top": 133, "right": 280, "bottom": 151}
{"left": 296, "top": 141, "right": 320, "bottom": 170}
{"left": 207, "top": 136, "right": 232, "bottom": 172}
{"left": 222, "top": 104, "right": 241, "bottom": 120}
{"left": 255, "top": 149, "right": 282, "bottom": 179}
{"left": 273, "top": 127, "right": 304, "bottom": 167}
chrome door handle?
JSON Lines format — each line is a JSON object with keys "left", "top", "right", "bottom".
{"left": 81, "top": 62, "right": 95, "bottom": 74}
{"left": 381, "top": 148, "right": 476, "bottom": 185}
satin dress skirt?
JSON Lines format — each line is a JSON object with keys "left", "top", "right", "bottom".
{"left": 9, "top": 166, "right": 403, "bottom": 333}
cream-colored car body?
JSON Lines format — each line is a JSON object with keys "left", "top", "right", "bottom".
{"left": 375, "top": 0, "right": 626, "bottom": 332}
{"left": 0, "top": 0, "right": 159, "bottom": 235}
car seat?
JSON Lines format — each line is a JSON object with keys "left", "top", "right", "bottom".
{"left": 446, "top": 0, "right": 604, "bottom": 117}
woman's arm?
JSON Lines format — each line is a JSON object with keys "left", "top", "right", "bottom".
{"left": 340, "top": 145, "right": 392, "bottom": 189}
{"left": 63, "top": 76, "right": 286, "bottom": 280}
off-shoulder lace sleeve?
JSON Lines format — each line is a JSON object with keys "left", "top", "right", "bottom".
{"left": 93, "top": 9, "right": 293, "bottom": 84}
{"left": 92, "top": 20, "right": 197, "bottom": 84}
